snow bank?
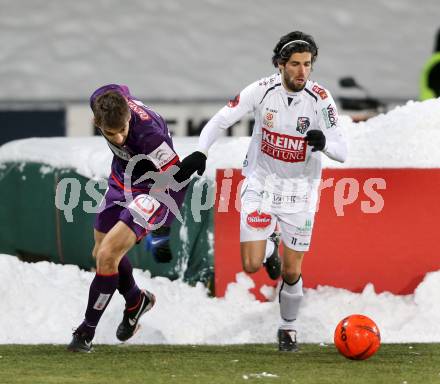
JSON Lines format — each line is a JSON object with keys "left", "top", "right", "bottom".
{"left": 1, "top": 254, "right": 439, "bottom": 344}
{"left": 1, "top": 99, "right": 440, "bottom": 182}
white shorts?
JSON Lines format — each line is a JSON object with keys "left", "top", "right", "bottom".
{"left": 239, "top": 179, "right": 316, "bottom": 252}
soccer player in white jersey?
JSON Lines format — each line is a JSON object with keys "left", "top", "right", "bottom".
{"left": 191, "top": 31, "right": 347, "bottom": 351}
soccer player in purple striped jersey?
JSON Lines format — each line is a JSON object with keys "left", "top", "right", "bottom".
{"left": 67, "top": 84, "right": 206, "bottom": 352}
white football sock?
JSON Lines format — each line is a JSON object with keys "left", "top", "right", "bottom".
{"left": 279, "top": 276, "right": 303, "bottom": 330}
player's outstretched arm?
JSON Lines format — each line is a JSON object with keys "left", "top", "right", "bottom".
{"left": 198, "top": 80, "right": 261, "bottom": 155}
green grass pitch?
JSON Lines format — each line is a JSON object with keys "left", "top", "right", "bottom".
{"left": 0, "top": 344, "right": 439, "bottom": 384}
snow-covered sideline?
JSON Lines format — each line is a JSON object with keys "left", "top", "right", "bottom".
{"left": 1, "top": 99, "right": 440, "bottom": 181}
{"left": 0, "top": 254, "right": 439, "bottom": 344}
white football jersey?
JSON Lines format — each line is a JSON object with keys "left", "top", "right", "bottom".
{"left": 199, "top": 73, "right": 347, "bottom": 195}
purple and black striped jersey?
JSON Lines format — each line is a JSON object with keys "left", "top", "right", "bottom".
{"left": 90, "top": 84, "right": 179, "bottom": 191}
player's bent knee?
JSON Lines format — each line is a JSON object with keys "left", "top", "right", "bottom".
{"left": 242, "top": 256, "right": 261, "bottom": 274}
{"left": 240, "top": 246, "right": 265, "bottom": 274}
{"left": 243, "top": 263, "right": 261, "bottom": 274}
{"left": 282, "top": 269, "right": 302, "bottom": 284}
{"left": 95, "top": 247, "right": 119, "bottom": 273}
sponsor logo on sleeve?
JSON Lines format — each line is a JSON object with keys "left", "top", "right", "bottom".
{"left": 246, "top": 210, "right": 272, "bottom": 229}
{"left": 127, "top": 99, "right": 150, "bottom": 120}
{"left": 312, "top": 84, "right": 328, "bottom": 100}
{"left": 147, "top": 142, "right": 178, "bottom": 170}
{"left": 321, "top": 104, "right": 338, "bottom": 128}
{"left": 227, "top": 94, "right": 240, "bottom": 108}
{"left": 261, "top": 128, "right": 306, "bottom": 163}
{"left": 296, "top": 117, "right": 310, "bottom": 134}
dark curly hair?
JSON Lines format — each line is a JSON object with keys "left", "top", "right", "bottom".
{"left": 93, "top": 91, "right": 130, "bottom": 129}
{"left": 272, "top": 31, "right": 318, "bottom": 67}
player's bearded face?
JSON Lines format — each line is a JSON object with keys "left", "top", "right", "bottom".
{"left": 280, "top": 52, "right": 312, "bottom": 92}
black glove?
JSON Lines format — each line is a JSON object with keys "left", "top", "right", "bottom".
{"left": 305, "top": 130, "right": 326, "bottom": 152}
{"left": 174, "top": 151, "right": 207, "bottom": 182}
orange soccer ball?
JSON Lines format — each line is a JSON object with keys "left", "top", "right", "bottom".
{"left": 334, "top": 314, "right": 381, "bottom": 360}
